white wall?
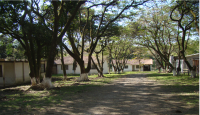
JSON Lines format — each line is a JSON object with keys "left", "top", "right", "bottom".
{"left": 57, "top": 64, "right": 81, "bottom": 74}
{"left": 24, "top": 62, "right": 30, "bottom": 82}
{"left": 103, "top": 61, "right": 109, "bottom": 73}
{"left": 4, "top": 63, "right": 15, "bottom": 85}
{"left": 134, "top": 65, "right": 143, "bottom": 71}
{"left": 150, "top": 65, "right": 152, "bottom": 71}
{"left": 15, "top": 62, "right": 23, "bottom": 84}
{"left": 57, "top": 60, "right": 109, "bottom": 74}
{"left": 123, "top": 64, "right": 132, "bottom": 72}
{"left": 0, "top": 63, "right": 4, "bottom": 87}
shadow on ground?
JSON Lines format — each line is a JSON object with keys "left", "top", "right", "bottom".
{"left": 0, "top": 74, "right": 199, "bottom": 115}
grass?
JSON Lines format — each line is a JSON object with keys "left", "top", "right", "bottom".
{"left": 0, "top": 72, "right": 136, "bottom": 114}
{"left": 0, "top": 71, "right": 198, "bottom": 114}
{"left": 147, "top": 72, "right": 199, "bottom": 105}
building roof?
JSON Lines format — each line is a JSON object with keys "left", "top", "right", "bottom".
{"left": 54, "top": 55, "right": 106, "bottom": 65}
{"left": 112, "top": 59, "right": 153, "bottom": 65}
{"left": 174, "top": 53, "right": 199, "bottom": 60}
{"left": 185, "top": 53, "right": 199, "bottom": 58}
{"left": 127, "top": 59, "right": 153, "bottom": 65}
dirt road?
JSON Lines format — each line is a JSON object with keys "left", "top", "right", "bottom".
{"left": 29, "top": 74, "right": 198, "bottom": 115}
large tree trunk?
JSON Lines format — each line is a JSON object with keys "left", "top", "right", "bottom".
{"left": 77, "top": 73, "right": 89, "bottom": 82}
{"left": 73, "top": 59, "right": 77, "bottom": 74}
{"left": 43, "top": 36, "right": 57, "bottom": 88}
{"left": 76, "top": 61, "right": 89, "bottom": 82}
{"left": 77, "top": 68, "right": 89, "bottom": 82}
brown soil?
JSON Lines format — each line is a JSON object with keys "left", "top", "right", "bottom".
{"left": 1, "top": 74, "right": 199, "bottom": 115}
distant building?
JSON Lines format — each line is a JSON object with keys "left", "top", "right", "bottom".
{"left": 53, "top": 56, "right": 109, "bottom": 74}
{"left": 112, "top": 59, "right": 153, "bottom": 72}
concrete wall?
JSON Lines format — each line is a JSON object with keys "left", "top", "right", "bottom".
{"left": 113, "top": 64, "right": 151, "bottom": 72}
{"left": 89, "top": 61, "right": 109, "bottom": 74}
{"left": 4, "top": 62, "right": 15, "bottom": 86}
{"left": 24, "top": 62, "right": 30, "bottom": 82}
{"left": 57, "top": 64, "right": 78, "bottom": 74}
{"left": 57, "top": 61, "right": 109, "bottom": 74}
{"left": 123, "top": 64, "right": 132, "bottom": 72}
{"left": 0, "top": 61, "right": 41, "bottom": 87}
{"left": 15, "top": 62, "right": 23, "bottom": 84}
{"left": 175, "top": 54, "right": 199, "bottom": 72}
{"left": 133, "top": 65, "right": 143, "bottom": 71}
{"left": 0, "top": 63, "right": 4, "bottom": 86}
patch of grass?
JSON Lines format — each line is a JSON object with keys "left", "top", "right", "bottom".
{"left": 0, "top": 72, "right": 137, "bottom": 114}
{"left": 147, "top": 72, "right": 199, "bottom": 105}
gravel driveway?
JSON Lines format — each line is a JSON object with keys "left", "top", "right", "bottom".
{"left": 31, "top": 74, "right": 198, "bottom": 115}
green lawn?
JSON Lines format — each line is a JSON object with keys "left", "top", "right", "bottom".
{"left": 147, "top": 72, "right": 199, "bottom": 105}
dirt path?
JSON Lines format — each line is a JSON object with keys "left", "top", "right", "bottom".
{"left": 27, "top": 74, "right": 198, "bottom": 115}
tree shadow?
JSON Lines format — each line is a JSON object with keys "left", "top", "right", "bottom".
{"left": 0, "top": 74, "right": 198, "bottom": 115}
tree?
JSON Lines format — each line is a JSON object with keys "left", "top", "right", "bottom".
{"left": 60, "top": 44, "right": 67, "bottom": 80}
{"left": 91, "top": 41, "right": 106, "bottom": 77}
{"left": 170, "top": 1, "right": 198, "bottom": 78}
{"left": 62, "top": 0, "right": 148, "bottom": 81}
{"left": 134, "top": 3, "right": 177, "bottom": 73}
{"left": 0, "top": 1, "right": 52, "bottom": 85}
{"left": 91, "top": 23, "right": 120, "bottom": 77}
{"left": 0, "top": 1, "right": 85, "bottom": 88}
{"left": 108, "top": 36, "right": 134, "bottom": 73}
{"left": 0, "top": 35, "right": 13, "bottom": 58}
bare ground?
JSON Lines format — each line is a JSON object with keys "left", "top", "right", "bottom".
{"left": 1, "top": 74, "right": 199, "bottom": 115}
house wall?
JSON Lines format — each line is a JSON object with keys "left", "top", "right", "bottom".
{"left": 24, "top": 62, "right": 30, "bottom": 82}
{"left": 112, "top": 64, "right": 152, "bottom": 72}
{"left": 175, "top": 54, "right": 199, "bottom": 72}
{"left": 57, "top": 64, "right": 80, "bottom": 74}
{"left": 0, "top": 63, "right": 4, "bottom": 87}
{"left": 0, "top": 61, "right": 49, "bottom": 87}
{"left": 4, "top": 62, "right": 15, "bottom": 86}
{"left": 57, "top": 61, "right": 109, "bottom": 74}
{"left": 89, "top": 61, "right": 109, "bottom": 74}
{"left": 123, "top": 64, "right": 132, "bottom": 72}
{"left": 150, "top": 65, "right": 152, "bottom": 71}
{"left": 0, "top": 62, "right": 31, "bottom": 87}
{"left": 133, "top": 65, "right": 143, "bottom": 71}
{"left": 15, "top": 62, "right": 23, "bottom": 84}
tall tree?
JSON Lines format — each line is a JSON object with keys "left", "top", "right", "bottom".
{"left": 134, "top": 3, "right": 176, "bottom": 73}
{"left": 0, "top": 1, "right": 85, "bottom": 88}
{"left": 170, "top": 0, "right": 199, "bottom": 78}
{"left": 109, "top": 37, "right": 134, "bottom": 73}
{"left": 0, "top": 1, "right": 51, "bottom": 85}
{"left": 62, "top": 0, "right": 148, "bottom": 81}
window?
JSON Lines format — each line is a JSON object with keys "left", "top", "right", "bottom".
{"left": 0, "top": 65, "right": 2, "bottom": 77}
{"left": 61, "top": 65, "right": 68, "bottom": 70}
{"left": 41, "top": 64, "right": 45, "bottom": 73}
{"left": 136, "top": 65, "right": 139, "bottom": 68}
{"left": 91, "top": 64, "right": 96, "bottom": 69}
{"left": 125, "top": 65, "right": 128, "bottom": 69}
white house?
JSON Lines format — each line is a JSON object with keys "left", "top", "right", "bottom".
{"left": 112, "top": 59, "right": 153, "bottom": 72}
{"left": 54, "top": 56, "right": 109, "bottom": 74}
{"left": 173, "top": 53, "right": 199, "bottom": 74}
{"left": 0, "top": 59, "right": 46, "bottom": 87}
